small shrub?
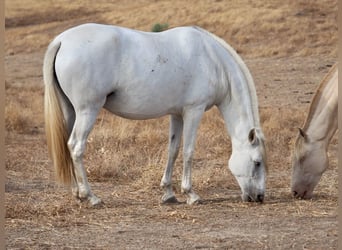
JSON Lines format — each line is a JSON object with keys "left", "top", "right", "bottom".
{"left": 151, "top": 23, "right": 169, "bottom": 32}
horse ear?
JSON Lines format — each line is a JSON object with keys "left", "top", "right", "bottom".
{"left": 298, "top": 128, "right": 309, "bottom": 142}
{"left": 298, "top": 128, "right": 307, "bottom": 138}
{"left": 248, "top": 128, "right": 258, "bottom": 146}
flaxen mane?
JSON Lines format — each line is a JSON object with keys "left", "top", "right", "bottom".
{"left": 302, "top": 63, "right": 338, "bottom": 131}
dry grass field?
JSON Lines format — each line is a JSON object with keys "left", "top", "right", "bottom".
{"left": 5, "top": 0, "right": 338, "bottom": 249}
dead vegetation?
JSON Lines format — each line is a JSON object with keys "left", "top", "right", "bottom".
{"left": 5, "top": 0, "right": 337, "bottom": 249}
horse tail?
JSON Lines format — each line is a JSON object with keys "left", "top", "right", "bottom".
{"left": 43, "top": 41, "right": 74, "bottom": 185}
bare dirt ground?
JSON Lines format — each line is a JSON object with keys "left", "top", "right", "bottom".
{"left": 5, "top": 0, "right": 338, "bottom": 249}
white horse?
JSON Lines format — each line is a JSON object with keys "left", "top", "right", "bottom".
{"left": 44, "top": 23, "right": 267, "bottom": 206}
{"left": 291, "top": 63, "right": 338, "bottom": 199}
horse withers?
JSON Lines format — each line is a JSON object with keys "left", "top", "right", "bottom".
{"left": 44, "top": 24, "right": 267, "bottom": 206}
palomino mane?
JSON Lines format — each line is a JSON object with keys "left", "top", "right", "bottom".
{"left": 302, "top": 63, "right": 338, "bottom": 131}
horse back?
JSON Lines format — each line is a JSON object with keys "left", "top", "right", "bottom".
{"left": 53, "top": 24, "right": 230, "bottom": 118}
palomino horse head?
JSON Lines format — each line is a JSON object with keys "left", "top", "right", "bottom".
{"left": 228, "top": 128, "right": 267, "bottom": 202}
{"left": 291, "top": 128, "right": 328, "bottom": 199}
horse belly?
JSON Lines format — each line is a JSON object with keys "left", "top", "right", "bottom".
{"left": 104, "top": 85, "right": 184, "bottom": 119}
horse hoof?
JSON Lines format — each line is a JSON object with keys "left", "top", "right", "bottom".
{"left": 187, "top": 198, "right": 202, "bottom": 205}
{"left": 161, "top": 195, "right": 179, "bottom": 204}
{"left": 186, "top": 194, "right": 201, "bottom": 205}
{"left": 89, "top": 196, "right": 102, "bottom": 207}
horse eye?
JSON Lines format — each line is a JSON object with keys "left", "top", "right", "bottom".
{"left": 254, "top": 161, "right": 261, "bottom": 168}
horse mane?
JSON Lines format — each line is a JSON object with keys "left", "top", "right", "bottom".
{"left": 192, "top": 26, "right": 260, "bottom": 127}
{"left": 293, "top": 132, "right": 305, "bottom": 161}
{"left": 302, "top": 63, "right": 338, "bottom": 131}
{"left": 193, "top": 26, "right": 267, "bottom": 170}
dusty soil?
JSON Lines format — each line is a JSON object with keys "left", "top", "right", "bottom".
{"left": 5, "top": 0, "right": 338, "bottom": 249}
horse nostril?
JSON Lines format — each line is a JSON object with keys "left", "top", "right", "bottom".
{"left": 293, "top": 191, "right": 298, "bottom": 197}
{"left": 257, "top": 194, "right": 264, "bottom": 202}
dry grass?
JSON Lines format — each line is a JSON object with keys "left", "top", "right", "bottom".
{"left": 5, "top": 85, "right": 43, "bottom": 133}
{"left": 5, "top": 0, "right": 338, "bottom": 248}
{"left": 5, "top": 100, "right": 30, "bottom": 133}
{"left": 81, "top": 106, "right": 307, "bottom": 194}
{"left": 5, "top": 0, "right": 337, "bottom": 58}
{"left": 5, "top": 0, "right": 337, "bottom": 196}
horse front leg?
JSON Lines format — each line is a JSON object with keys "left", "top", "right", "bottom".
{"left": 160, "top": 115, "right": 183, "bottom": 203}
{"left": 181, "top": 106, "right": 205, "bottom": 205}
{"left": 68, "top": 109, "right": 102, "bottom": 206}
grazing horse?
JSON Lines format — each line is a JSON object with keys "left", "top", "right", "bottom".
{"left": 291, "top": 63, "right": 338, "bottom": 199}
{"left": 44, "top": 24, "right": 267, "bottom": 206}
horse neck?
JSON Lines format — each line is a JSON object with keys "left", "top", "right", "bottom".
{"left": 221, "top": 63, "right": 261, "bottom": 147}
{"left": 204, "top": 28, "right": 262, "bottom": 146}
{"left": 303, "top": 64, "right": 338, "bottom": 146}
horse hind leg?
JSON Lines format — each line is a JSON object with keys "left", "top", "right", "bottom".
{"left": 160, "top": 115, "right": 183, "bottom": 203}
{"left": 68, "top": 108, "right": 102, "bottom": 206}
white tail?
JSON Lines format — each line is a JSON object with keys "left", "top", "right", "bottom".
{"left": 43, "top": 41, "right": 74, "bottom": 185}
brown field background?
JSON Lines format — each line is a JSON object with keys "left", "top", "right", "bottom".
{"left": 5, "top": 0, "right": 338, "bottom": 249}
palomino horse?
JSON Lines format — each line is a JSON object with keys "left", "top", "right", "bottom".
{"left": 291, "top": 63, "right": 338, "bottom": 199}
{"left": 44, "top": 24, "right": 267, "bottom": 206}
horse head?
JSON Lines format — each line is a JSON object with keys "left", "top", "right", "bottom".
{"left": 228, "top": 128, "right": 267, "bottom": 202}
{"left": 291, "top": 128, "right": 328, "bottom": 199}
